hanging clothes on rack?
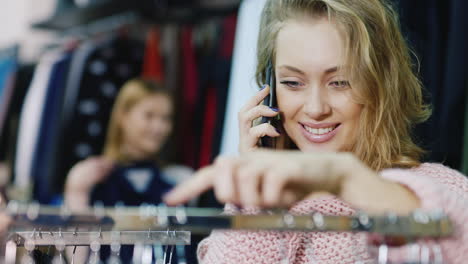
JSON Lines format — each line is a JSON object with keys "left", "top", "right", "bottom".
{"left": 3, "top": 64, "right": 35, "bottom": 188}
{"left": 31, "top": 51, "right": 73, "bottom": 204}
{"left": 394, "top": 0, "right": 468, "bottom": 170}
{"left": 195, "top": 14, "right": 237, "bottom": 168}
{"left": 142, "top": 27, "right": 165, "bottom": 82}
{"left": 14, "top": 50, "right": 63, "bottom": 192}
{"left": 12, "top": 34, "right": 145, "bottom": 203}
{"left": 0, "top": 46, "right": 18, "bottom": 161}
{"left": 174, "top": 16, "right": 238, "bottom": 170}
{"left": 179, "top": 27, "right": 199, "bottom": 168}
{"left": 463, "top": 81, "right": 468, "bottom": 175}
{"left": 54, "top": 34, "right": 145, "bottom": 200}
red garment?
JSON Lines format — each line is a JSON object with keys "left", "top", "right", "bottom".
{"left": 198, "top": 15, "right": 238, "bottom": 167}
{"left": 220, "top": 14, "right": 237, "bottom": 58}
{"left": 142, "top": 27, "right": 164, "bottom": 82}
{"left": 180, "top": 27, "right": 199, "bottom": 167}
{"left": 199, "top": 86, "right": 217, "bottom": 167}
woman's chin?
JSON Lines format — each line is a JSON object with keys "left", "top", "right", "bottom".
{"left": 296, "top": 141, "right": 340, "bottom": 153}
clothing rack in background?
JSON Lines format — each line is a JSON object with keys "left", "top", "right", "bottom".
{"left": 8, "top": 0, "right": 239, "bottom": 205}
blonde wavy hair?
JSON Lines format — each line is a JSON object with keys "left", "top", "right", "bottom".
{"left": 256, "top": 0, "right": 431, "bottom": 170}
{"left": 103, "top": 78, "right": 173, "bottom": 162}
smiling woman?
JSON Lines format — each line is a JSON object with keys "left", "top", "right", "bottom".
{"left": 274, "top": 18, "right": 363, "bottom": 153}
{"left": 255, "top": 0, "right": 430, "bottom": 170}
{"left": 163, "top": 0, "right": 468, "bottom": 263}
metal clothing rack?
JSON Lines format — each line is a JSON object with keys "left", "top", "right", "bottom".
{"left": 5, "top": 203, "right": 453, "bottom": 237}
{"left": 9, "top": 230, "right": 190, "bottom": 247}
{"left": 2, "top": 202, "right": 455, "bottom": 264}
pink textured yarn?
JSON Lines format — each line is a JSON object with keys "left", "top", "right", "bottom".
{"left": 197, "top": 163, "right": 468, "bottom": 264}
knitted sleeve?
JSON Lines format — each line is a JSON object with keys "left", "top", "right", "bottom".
{"left": 197, "top": 204, "right": 298, "bottom": 264}
{"left": 380, "top": 163, "right": 468, "bottom": 263}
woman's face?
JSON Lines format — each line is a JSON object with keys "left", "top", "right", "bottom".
{"left": 120, "top": 94, "right": 173, "bottom": 159}
{"left": 275, "top": 17, "right": 362, "bottom": 152}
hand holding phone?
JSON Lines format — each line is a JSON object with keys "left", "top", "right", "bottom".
{"left": 237, "top": 60, "right": 280, "bottom": 153}
{"left": 260, "top": 60, "right": 279, "bottom": 148}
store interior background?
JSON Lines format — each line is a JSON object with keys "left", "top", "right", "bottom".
{"left": 0, "top": 0, "right": 466, "bottom": 262}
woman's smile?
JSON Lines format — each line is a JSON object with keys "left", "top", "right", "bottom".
{"left": 300, "top": 122, "right": 341, "bottom": 143}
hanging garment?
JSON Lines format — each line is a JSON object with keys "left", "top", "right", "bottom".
{"left": 31, "top": 52, "right": 72, "bottom": 204}
{"left": 219, "top": 0, "right": 268, "bottom": 157}
{"left": 198, "top": 86, "right": 217, "bottom": 167}
{"left": 0, "top": 47, "right": 18, "bottom": 160}
{"left": 1, "top": 64, "right": 34, "bottom": 181}
{"left": 436, "top": 0, "right": 468, "bottom": 170}
{"left": 0, "top": 47, "right": 18, "bottom": 138}
{"left": 179, "top": 27, "right": 199, "bottom": 168}
{"left": 462, "top": 81, "right": 468, "bottom": 175}
{"left": 158, "top": 25, "right": 182, "bottom": 164}
{"left": 195, "top": 15, "right": 237, "bottom": 168}
{"left": 395, "top": 0, "right": 468, "bottom": 169}
{"left": 14, "top": 50, "right": 63, "bottom": 190}
{"left": 54, "top": 35, "right": 144, "bottom": 197}
{"left": 209, "top": 14, "right": 237, "bottom": 163}
{"left": 142, "top": 27, "right": 165, "bottom": 82}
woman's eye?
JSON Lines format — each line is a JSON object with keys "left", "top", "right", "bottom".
{"left": 329, "top": 80, "right": 350, "bottom": 89}
{"left": 280, "top": 81, "right": 301, "bottom": 88}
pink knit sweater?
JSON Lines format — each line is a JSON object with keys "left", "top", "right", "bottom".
{"left": 197, "top": 163, "right": 468, "bottom": 263}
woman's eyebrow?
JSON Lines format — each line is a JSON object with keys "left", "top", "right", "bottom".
{"left": 278, "top": 65, "right": 343, "bottom": 75}
{"left": 278, "top": 65, "right": 306, "bottom": 75}
{"left": 324, "top": 66, "right": 339, "bottom": 74}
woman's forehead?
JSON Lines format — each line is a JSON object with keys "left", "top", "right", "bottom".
{"left": 275, "top": 18, "right": 346, "bottom": 75}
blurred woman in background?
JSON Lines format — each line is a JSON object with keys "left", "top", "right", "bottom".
{"left": 65, "top": 78, "right": 191, "bottom": 209}
{"left": 65, "top": 78, "right": 192, "bottom": 263}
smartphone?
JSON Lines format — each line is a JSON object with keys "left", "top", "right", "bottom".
{"left": 260, "top": 60, "right": 278, "bottom": 148}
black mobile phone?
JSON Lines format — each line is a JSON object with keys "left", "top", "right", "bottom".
{"left": 260, "top": 60, "right": 277, "bottom": 148}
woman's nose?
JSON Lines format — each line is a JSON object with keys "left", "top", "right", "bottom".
{"left": 303, "top": 88, "right": 332, "bottom": 120}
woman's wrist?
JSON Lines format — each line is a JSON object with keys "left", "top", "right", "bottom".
{"left": 64, "top": 191, "right": 91, "bottom": 212}
{"left": 339, "top": 155, "right": 421, "bottom": 215}
{"left": 64, "top": 183, "right": 93, "bottom": 211}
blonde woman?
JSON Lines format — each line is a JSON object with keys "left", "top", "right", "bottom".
{"left": 65, "top": 78, "right": 185, "bottom": 210}
{"left": 164, "top": 0, "right": 468, "bottom": 263}
{"left": 65, "top": 78, "right": 193, "bottom": 262}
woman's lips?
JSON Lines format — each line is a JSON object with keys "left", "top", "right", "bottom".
{"left": 300, "top": 123, "right": 341, "bottom": 143}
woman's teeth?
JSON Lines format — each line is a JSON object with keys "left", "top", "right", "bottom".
{"left": 304, "top": 125, "right": 336, "bottom": 135}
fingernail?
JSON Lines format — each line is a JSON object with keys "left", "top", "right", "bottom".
{"left": 270, "top": 107, "right": 279, "bottom": 112}
{"left": 261, "top": 84, "right": 267, "bottom": 90}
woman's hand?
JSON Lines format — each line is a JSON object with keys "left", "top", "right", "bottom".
{"left": 164, "top": 151, "right": 420, "bottom": 215}
{"left": 65, "top": 157, "right": 114, "bottom": 193}
{"left": 64, "top": 157, "right": 114, "bottom": 211}
{"left": 0, "top": 213, "right": 11, "bottom": 234}
{"left": 238, "top": 85, "right": 280, "bottom": 153}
